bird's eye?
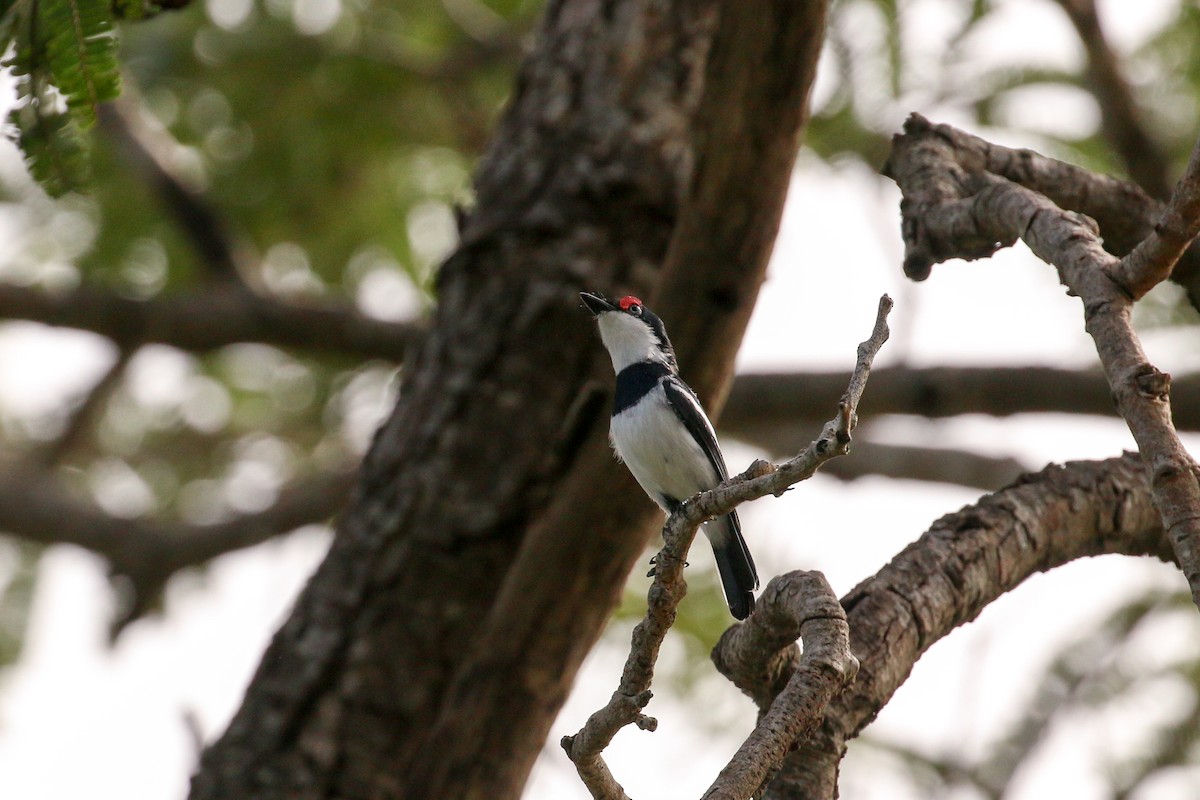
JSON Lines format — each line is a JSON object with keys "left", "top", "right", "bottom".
{"left": 629, "top": 304, "right": 642, "bottom": 316}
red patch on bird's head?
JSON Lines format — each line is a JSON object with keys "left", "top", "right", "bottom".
{"left": 618, "top": 296, "right": 642, "bottom": 311}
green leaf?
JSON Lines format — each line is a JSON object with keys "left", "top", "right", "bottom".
{"left": 36, "top": 0, "right": 121, "bottom": 127}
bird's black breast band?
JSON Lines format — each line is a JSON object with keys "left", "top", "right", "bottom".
{"left": 612, "top": 361, "right": 671, "bottom": 415}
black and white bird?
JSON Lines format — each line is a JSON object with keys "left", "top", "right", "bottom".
{"left": 580, "top": 291, "right": 758, "bottom": 619}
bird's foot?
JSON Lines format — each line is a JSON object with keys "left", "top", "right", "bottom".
{"left": 646, "top": 560, "right": 687, "bottom": 578}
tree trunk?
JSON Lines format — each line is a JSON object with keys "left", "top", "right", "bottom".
{"left": 190, "top": 1, "right": 827, "bottom": 798}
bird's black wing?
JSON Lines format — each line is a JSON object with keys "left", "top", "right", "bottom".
{"left": 663, "top": 375, "right": 758, "bottom": 620}
{"left": 661, "top": 376, "right": 728, "bottom": 481}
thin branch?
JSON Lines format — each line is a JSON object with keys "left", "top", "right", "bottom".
{"left": 562, "top": 295, "right": 892, "bottom": 799}
{"left": 723, "top": 367, "right": 1200, "bottom": 488}
{"left": 0, "top": 281, "right": 423, "bottom": 362}
{"left": 769, "top": 453, "right": 1175, "bottom": 800}
{"left": 1116, "top": 132, "right": 1200, "bottom": 298}
{"left": 886, "top": 113, "right": 1200, "bottom": 612}
{"left": 705, "top": 571, "right": 858, "bottom": 800}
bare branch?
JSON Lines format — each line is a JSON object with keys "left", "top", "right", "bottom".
{"left": 886, "top": 114, "right": 1200, "bottom": 612}
{"left": 706, "top": 571, "right": 857, "bottom": 800}
{"left": 770, "top": 453, "right": 1174, "bottom": 799}
{"left": 1116, "top": 133, "right": 1200, "bottom": 297}
{"left": 563, "top": 296, "right": 891, "bottom": 798}
{"left": 0, "top": 282, "right": 422, "bottom": 362}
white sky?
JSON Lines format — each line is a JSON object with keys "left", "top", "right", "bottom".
{"left": 1, "top": 1, "right": 1198, "bottom": 799}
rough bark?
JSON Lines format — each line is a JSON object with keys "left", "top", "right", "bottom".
{"left": 767, "top": 453, "right": 1176, "bottom": 799}
{"left": 876, "top": 113, "right": 1200, "bottom": 310}
{"left": 706, "top": 572, "right": 857, "bottom": 800}
{"left": 403, "top": 4, "right": 828, "bottom": 798}
{"left": 190, "top": 1, "right": 826, "bottom": 798}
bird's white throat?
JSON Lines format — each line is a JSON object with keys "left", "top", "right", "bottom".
{"left": 597, "top": 313, "right": 669, "bottom": 373}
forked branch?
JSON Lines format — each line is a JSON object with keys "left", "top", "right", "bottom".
{"left": 885, "top": 114, "right": 1200, "bottom": 612}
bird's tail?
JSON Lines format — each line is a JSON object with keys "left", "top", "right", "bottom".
{"left": 706, "top": 509, "right": 758, "bottom": 620}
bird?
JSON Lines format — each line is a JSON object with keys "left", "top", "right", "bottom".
{"left": 580, "top": 291, "right": 758, "bottom": 619}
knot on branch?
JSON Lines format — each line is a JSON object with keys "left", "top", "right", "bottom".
{"left": 741, "top": 459, "right": 777, "bottom": 481}
{"left": 711, "top": 571, "right": 854, "bottom": 710}
{"left": 703, "top": 571, "right": 859, "bottom": 800}
{"left": 1134, "top": 364, "right": 1171, "bottom": 400}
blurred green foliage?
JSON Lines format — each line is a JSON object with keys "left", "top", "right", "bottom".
{"left": 0, "top": 0, "right": 539, "bottom": 513}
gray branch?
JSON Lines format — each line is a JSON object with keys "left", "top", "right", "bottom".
{"left": 877, "top": 112, "right": 1200, "bottom": 310}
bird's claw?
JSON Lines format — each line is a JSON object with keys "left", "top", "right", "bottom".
{"left": 646, "top": 560, "right": 688, "bottom": 578}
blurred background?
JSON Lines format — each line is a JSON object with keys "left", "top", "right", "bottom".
{"left": 1, "top": 0, "right": 1199, "bottom": 797}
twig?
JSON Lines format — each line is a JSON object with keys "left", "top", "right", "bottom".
{"left": 1116, "top": 133, "right": 1200, "bottom": 297}
{"left": 562, "top": 295, "right": 892, "bottom": 799}
{"left": 705, "top": 571, "right": 858, "bottom": 800}
{"left": 885, "top": 113, "right": 1200, "bottom": 612}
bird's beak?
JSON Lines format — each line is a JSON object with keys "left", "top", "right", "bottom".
{"left": 580, "top": 292, "right": 616, "bottom": 316}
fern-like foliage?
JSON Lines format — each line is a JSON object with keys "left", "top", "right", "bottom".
{"left": 38, "top": 0, "right": 121, "bottom": 126}
{"left": 8, "top": 96, "right": 91, "bottom": 196}
{"left": 2, "top": 0, "right": 122, "bottom": 195}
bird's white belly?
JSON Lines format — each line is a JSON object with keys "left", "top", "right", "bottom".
{"left": 610, "top": 394, "right": 718, "bottom": 510}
